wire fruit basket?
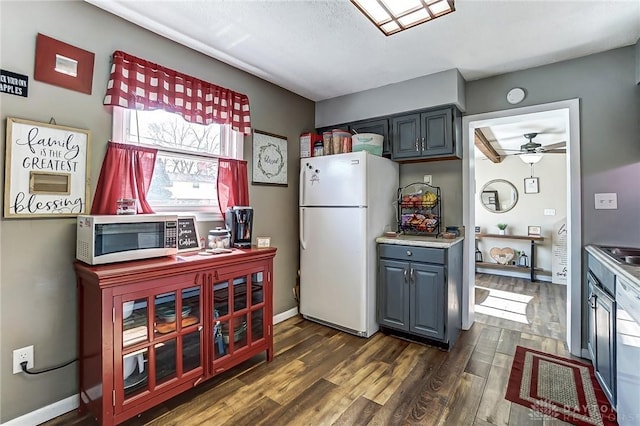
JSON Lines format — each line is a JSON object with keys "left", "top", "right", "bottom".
{"left": 397, "top": 182, "right": 441, "bottom": 236}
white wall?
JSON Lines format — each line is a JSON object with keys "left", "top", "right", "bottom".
{"left": 475, "top": 154, "right": 567, "bottom": 276}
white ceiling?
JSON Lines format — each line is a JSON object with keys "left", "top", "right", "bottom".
{"left": 86, "top": 0, "right": 640, "bottom": 102}
{"left": 475, "top": 115, "right": 567, "bottom": 159}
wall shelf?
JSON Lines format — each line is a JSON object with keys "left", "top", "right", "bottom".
{"left": 475, "top": 233, "right": 545, "bottom": 281}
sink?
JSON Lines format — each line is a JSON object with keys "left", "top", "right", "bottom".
{"left": 601, "top": 246, "right": 640, "bottom": 266}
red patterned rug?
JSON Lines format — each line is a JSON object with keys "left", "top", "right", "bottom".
{"left": 505, "top": 346, "right": 617, "bottom": 426}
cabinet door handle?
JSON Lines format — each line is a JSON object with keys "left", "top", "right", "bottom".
{"left": 410, "top": 268, "right": 414, "bottom": 283}
{"left": 588, "top": 293, "right": 596, "bottom": 309}
{"left": 421, "top": 137, "right": 425, "bottom": 151}
{"left": 415, "top": 138, "right": 419, "bottom": 151}
{"left": 403, "top": 269, "right": 408, "bottom": 283}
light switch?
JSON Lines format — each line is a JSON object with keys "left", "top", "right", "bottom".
{"left": 594, "top": 193, "right": 618, "bottom": 210}
{"left": 423, "top": 175, "right": 432, "bottom": 185}
{"left": 544, "top": 209, "right": 556, "bottom": 216}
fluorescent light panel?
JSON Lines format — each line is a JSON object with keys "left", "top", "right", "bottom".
{"left": 351, "top": 0, "right": 455, "bottom": 36}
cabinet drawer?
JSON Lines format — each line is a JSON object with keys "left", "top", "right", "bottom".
{"left": 379, "top": 244, "right": 445, "bottom": 264}
{"left": 587, "top": 254, "right": 615, "bottom": 295}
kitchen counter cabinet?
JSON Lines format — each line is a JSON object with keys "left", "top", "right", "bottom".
{"left": 377, "top": 239, "right": 462, "bottom": 349}
{"left": 316, "top": 104, "right": 461, "bottom": 163}
{"left": 391, "top": 106, "right": 461, "bottom": 162}
{"left": 585, "top": 249, "right": 617, "bottom": 407}
{"left": 74, "top": 248, "right": 276, "bottom": 426}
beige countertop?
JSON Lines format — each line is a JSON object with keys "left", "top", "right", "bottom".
{"left": 585, "top": 245, "right": 640, "bottom": 289}
{"left": 376, "top": 234, "right": 464, "bottom": 248}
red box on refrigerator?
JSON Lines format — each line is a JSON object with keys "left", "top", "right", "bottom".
{"left": 300, "top": 133, "right": 322, "bottom": 158}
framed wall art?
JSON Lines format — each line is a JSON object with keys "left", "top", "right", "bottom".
{"left": 524, "top": 177, "right": 539, "bottom": 194}
{"left": 4, "top": 117, "right": 91, "bottom": 218}
{"left": 252, "top": 130, "right": 288, "bottom": 186}
{"left": 528, "top": 226, "right": 542, "bottom": 237}
{"left": 34, "top": 33, "right": 95, "bottom": 95}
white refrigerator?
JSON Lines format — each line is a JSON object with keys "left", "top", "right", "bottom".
{"left": 299, "top": 151, "right": 399, "bottom": 337}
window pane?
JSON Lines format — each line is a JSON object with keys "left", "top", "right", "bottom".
{"left": 128, "top": 109, "right": 222, "bottom": 156}
{"left": 148, "top": 151, "right": 218, "bottom": 208}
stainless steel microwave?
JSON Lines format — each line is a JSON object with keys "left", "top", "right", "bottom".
{"left": 76, "top": 214, "right": 179, "bottom": 265}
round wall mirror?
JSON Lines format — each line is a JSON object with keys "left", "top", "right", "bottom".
{"left": 479, "top": 179, "right": 518, "bottom": 213}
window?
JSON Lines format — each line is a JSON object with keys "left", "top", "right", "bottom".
{"left": 113, "top": 107, "right": 243, "bottom": 220}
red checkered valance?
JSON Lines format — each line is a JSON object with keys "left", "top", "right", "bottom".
{"left": 103, "top": 50, "right": 252, "bottom": 135}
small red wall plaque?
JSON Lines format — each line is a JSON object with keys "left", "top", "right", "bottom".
{"left": 34, "top": 33, "right": 95, "bottom": 95}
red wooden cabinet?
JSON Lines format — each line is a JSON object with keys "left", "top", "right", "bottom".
{"left": 75, "top": 248, "right": 276, "bottom": 426}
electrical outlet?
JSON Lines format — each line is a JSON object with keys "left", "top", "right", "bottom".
{"left": 423, "top": 175, "right": 432, "bottom": 185}
{"left": 13, "top": 345, "right": 34, "bottom": 374}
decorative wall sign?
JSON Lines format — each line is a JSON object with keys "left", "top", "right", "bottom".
{"left": 34, "top": 33, "right": 95, "bottom": 95}
{"left": 551, "top": 218, "right": 568, "bottom": 285}
{"left": 527, "top": 226, "right": 541, "bottom": 237}
{"left": 524, "top": 177, "right": 539, "bottom": 194}
{"left": 0, "top": 69, "right": 29, "bottom": 97}
{"left": 256, "top": 237, "right": 271, "bottom": 248}
{"left": 4, "top": 118, "right": 90, "bottom": 218}
{"left": 252, "top": 130, "right": 288, "bottom": 186}
{"left": 177, "top": 216, "right": 200, "bottom": 252}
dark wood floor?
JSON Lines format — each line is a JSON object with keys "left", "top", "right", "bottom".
{"left": 474, "top": 273, "right": 567, "bottom": 341}
{"left": 43, "top": 274, "right": 572, "bottom": 426}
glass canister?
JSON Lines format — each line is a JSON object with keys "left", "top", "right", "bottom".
{"left": 208, "top": 227, "right": 231, "bottom": 249}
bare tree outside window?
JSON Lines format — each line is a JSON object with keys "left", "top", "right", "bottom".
{"left": 115, "top": 108, "right": 242, "bottom": 215}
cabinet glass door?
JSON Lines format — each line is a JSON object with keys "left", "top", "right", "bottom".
{"left": 123, "top": 298, "right": 148, "bottom": 348}
{"left": 123, "top": 348, "right": 148, "bottom": 399}
{"left": 117, "top": 278, "right": 204, "bottom": 411}
{"left": 212, "top": 267, "right": 265, "bottom": 364}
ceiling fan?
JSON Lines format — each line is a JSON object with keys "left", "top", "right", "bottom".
{"left": 502, "top": 132, "right": 566, "bottom": 165}
{"left": 501, "top": 132, "right": 566, "bottom": 157}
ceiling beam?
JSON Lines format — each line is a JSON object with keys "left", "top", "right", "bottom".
{"left": 474, "top": 129, "right": 502, "bottom": 163}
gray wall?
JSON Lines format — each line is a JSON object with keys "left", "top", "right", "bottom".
{"left": 466, "top": 46, "right": 640, "bottom": 247}
{"left": 316, "top": 68, "right": 466, "bottom": 127}
{"left": 0, "top": 1, "right": 313, "bottom": 422}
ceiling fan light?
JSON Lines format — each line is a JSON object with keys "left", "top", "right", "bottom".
{"left": 519, "top": 153, "right": 543, "bottom": 164}
{"left": 351, "top": 0, "right": 455, "bottom": 36}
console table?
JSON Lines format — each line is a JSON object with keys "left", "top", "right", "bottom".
{"left": 475, "top": 233, "right": 545, "bottom": 281}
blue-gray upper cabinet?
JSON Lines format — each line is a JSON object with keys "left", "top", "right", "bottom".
{"left": 348, "top": 118, "right": 390, "bottom": 157}
{"left": 391, "top": 106, "right": 461, "bottom": 161}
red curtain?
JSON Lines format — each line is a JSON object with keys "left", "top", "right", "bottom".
{"left": 217, "top": 158, "right": 249, "bottom": 218}
{"left": 91, "top": 142, "right": 157, "bottom": 215}
{"left": 103, "top": 50, "right": 252, "bottom": 135}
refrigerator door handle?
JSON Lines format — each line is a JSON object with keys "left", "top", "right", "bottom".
{"left": 300, "top": 208, "right": 307, "bottom": 250}
{"left": 300, "top": 165, "right": 306, "bottom": 205}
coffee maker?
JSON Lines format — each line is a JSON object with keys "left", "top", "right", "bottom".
{"left": 225, "top": 206, "right": 253, "bottom": 248}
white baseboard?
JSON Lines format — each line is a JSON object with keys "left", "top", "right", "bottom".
{"left": 4, "top": 307, "right": 301, "bottom": 426}
{"left": 273, "top": 306, "right": 298, "bottom": 324}
{"left": 2, "top": 394, "right": 79, "bottom": 426}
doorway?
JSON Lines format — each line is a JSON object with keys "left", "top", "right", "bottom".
{"left": 462, "top": 99, "right": 582, "bottom": 356}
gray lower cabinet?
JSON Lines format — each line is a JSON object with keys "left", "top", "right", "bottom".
{"left": 586, "top": 253, "right": 616, "bottom": 407}
{"left": 377, "top": 242, "right": 462, "bottom": 349}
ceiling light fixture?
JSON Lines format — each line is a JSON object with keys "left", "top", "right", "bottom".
{"left": 351, "top": 0, "right": 456, "bottom": 36}
{"left": 519, "top": 153, "right": 543, "bottom": 164}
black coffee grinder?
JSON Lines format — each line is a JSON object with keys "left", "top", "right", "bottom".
{"left": 225, "top": 206, "right": 254, "bottom": 248}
